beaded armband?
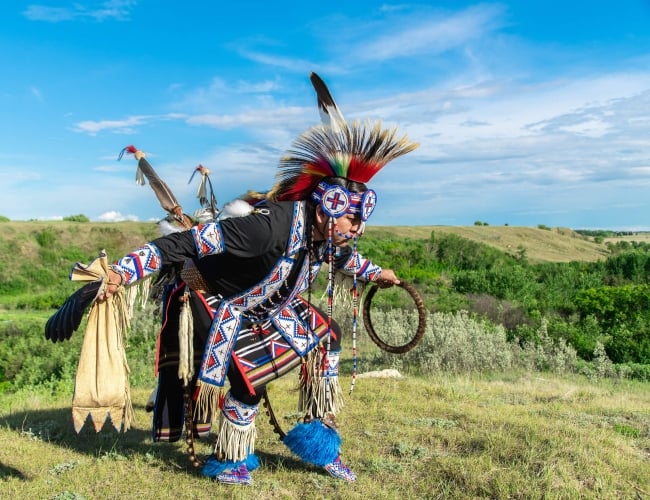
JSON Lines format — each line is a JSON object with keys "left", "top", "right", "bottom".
{"left": 191, "top": 222, "right": 225, "bottom": 258}
{"left": 112, "top": 243, "right": 162, "bottom": 286}
{"left": 339, "top": 251, "right": 382, "bottom": 282}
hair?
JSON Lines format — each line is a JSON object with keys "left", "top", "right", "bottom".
{"left": 243, "top": 176, "right": 367, "bottom": 206}
{"left": 320, "top": 176, "right": 367, "bottom": 194}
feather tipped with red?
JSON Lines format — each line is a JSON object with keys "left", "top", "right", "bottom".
{"left": 268, "top": 121, "right": 418, "bottom": 201}
{"left": 117, "top": 145, "right": 138, "bottom": 160}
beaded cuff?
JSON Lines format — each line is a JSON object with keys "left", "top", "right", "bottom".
{"left": 339, "top": 251, "right": 382, "bottom": 282}
{"left": 112, "top": 243, "right": 162, "bottom": 285}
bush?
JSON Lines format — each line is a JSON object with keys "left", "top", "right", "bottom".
{"left": 362, "top": 310, "right": 515, "bottom": 374}
{"left": 514, "top": 319, "right": 578, "bottom": 373}
{"left": 63, "top": 214, "right": 90, "bottom": 222}
{"left": 616, "top": 362, "right": 650, "bottom": 381}
{"left": 0, "top": 215, "right": 9, "bottom": 222}
{"left": 351, "top": 309, "right": 582, "bottom": 377}
{"left": 35, "top": 228, "right": 58, "bottom": 247}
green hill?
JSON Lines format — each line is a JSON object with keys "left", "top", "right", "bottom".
{"left": 372, "top": 225, "right": 613, "bottom": 263}
{"left": 2, "top": 220, "right": 640, "bottom": 271}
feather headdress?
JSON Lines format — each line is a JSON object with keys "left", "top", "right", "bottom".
{"left": 267, "top": 73, "right": 418, "bottom": 202}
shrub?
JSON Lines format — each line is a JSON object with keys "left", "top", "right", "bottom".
{"left": 514, "top": 319, "right": 578, "bottom": 373}
{"left": 616, "top": 362, "right": 650, "bottom": 381}
{"left": 350, "top": 309, "right": 583, "bottom": 377}
{"left": 362, "top": 310, "right": 515, "bottom": 374}
{"left": 63, "top": 214, "right": 90, "bottom": 222}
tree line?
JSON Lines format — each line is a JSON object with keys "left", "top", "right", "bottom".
{"left": 358, "top": 231, "right": 650, "bottom": 368}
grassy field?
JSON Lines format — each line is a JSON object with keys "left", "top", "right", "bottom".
{"left": 368, "top": 226, "right": 615, "bottom": 263}
{"left": 2, "top": 221, "right": 650, "bottom": 498}
{"left": 0, "top": 366, "right": 649, "bottom": 499}
{"left": 2, "top": 220, "right": 648, "bottom": 268}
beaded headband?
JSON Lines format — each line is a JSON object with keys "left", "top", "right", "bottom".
{"left": 310, "top": 181, "right": 377, "bottom": 221}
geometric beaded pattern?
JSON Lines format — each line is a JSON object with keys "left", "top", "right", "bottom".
{"left": 340, "top": 250, "right": 382, "bottom": 282}
{"left": 270, "top": 304, "right": 319, "bottom": 356}
{"left": 286, "top": 202, "right": 306, "bottom": 256}
{"left": 191, "top": 222, "right": 225, "bottom": 258}
{"left": 221, "top": 391, "right": 259, "bottom": 427}
{"left": 199, "top": 302, "right": 242, "bottom": 387}
{"left": 324, "top": 456, "right": 357, "bottom": 482}
{"left": 229, "top": 257, "right": 296, "bottom": 311}
{"left": 114, "top": 243, "right": 162, "bottom": 285}
{"left": 197, "top": 202, "right": 310, "bottom": 388}
{"left": 295, "top": 259, "right": 323, "bottom": 295}
{"left": 323, "top": 349, "right": 341, "bottom": 378}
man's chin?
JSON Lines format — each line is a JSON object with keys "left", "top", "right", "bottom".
{"left": 333, "top": 236, "right": 352, "bottom": 247}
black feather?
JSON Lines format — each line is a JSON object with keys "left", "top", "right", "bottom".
{"left": 45, "top": 280, "right": 102, "bottom": 343}
{"left": 309, "top": 72, "right": 346, "bottom": 130}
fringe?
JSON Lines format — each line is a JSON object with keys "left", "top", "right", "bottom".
{"left": 214, "top": 413, "right": 258, "bottom": 463}
{"left": 195, "top": 381, "right": 221, "bottom": 423}
{"left": 323, "top": 272, "right": 367, "bottom": 310}
{"left": 178, "top": 291, "right": 194, "bottom": 385}
{"left": 123, "top": 386, "right": 135, "bottom": 431}
{"left": 113, "top": 290, "right": 135, "bottom": 431}
{"left": 298, "top": 349, "right": 344, "bottom": 419}
{"left": 124, "top": 275, "right": 152, "bottom": 319}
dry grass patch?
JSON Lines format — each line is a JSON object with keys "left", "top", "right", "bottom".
{"left": 1, "top": 373, "right": 648, "bottom": 498}
{"left": 368, "top": 226, "right": 611, "bottom": 263}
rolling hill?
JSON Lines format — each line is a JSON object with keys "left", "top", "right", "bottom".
{"left": 2, "top": 221, "right": 649, "bottom": 269}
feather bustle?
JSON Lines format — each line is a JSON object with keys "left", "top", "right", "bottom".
{"left": 270, "top": 121, "right": 418, "bottom": 200}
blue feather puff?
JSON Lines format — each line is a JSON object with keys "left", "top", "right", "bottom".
{"left": 202, "top": 453, "right": 261, "bottom": 478}
{"left": 283, "top": 420, "right": 341, "bottom": 467}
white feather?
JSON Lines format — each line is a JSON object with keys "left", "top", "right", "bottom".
{"left": 158, "top": 218, "right": 185, "bottom": 235}
{"left": 218, "top": 199, "right": 254, "bottom": 220}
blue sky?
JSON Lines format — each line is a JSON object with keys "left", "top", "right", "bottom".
{"left": 2, "top": 1, "right": 650, "bottom": 229}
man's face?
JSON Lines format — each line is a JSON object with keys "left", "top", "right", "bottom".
{"left": 314, "top": 207, "right": 363, "bottom": 246}
{"left": 332, "top": 213, "right": 362, "bottom": 246}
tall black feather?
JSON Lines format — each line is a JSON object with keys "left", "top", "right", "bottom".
{"left": 44, "top": 280, "right": 102, "bottom": 343}
{"left": 309, "top": 72, "right": 346, "bottom": 131}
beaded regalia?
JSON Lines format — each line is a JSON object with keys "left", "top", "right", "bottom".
{"left": 49, "top": 72, "right": 418, "bottom": 486}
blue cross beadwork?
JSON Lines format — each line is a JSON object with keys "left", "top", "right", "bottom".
{"left": 311, "top": 181, "right": 377, "bottom": 221}
{"left": 321, "top": 186, "right": 351, "bottom": 217}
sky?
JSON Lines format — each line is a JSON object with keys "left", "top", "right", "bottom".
{"left": 1, "top": 1, "right": 650, "bottom": 230}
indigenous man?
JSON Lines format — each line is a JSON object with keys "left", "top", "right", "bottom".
{"left": 99, "top": 95, "right": 417, "bottom": 485}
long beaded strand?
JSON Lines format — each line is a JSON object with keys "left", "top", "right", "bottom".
{"left": 349, "top": 235, "right": 359, "bottom": 394}
{"left": 324, "top": 217, "right": 334, "bottom": 407}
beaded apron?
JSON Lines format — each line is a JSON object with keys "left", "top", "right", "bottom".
{"left": 197, "top": 201, "right": 322, "bottom": 390}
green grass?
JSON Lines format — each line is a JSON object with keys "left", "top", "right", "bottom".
{"left": 2, "top": 221, "right": 650, "bottom": 497}
{"left": 1, "top": 370, "right": 648, "bottom": 498}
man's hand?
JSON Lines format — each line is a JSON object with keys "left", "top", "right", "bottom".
{"left": 376, "top": 269, "right": 400, "bottom": 288}
{"left": 97, "top": 269, "right": 124, "bottom": 301}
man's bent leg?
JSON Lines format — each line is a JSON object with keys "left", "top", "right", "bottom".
{"left": 202, "top": 391, "right": 260, "bottom": 485}
{"left": 285, "top": 307, "right": 356, "bottom": 482}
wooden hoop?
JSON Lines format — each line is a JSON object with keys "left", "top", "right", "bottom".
{"left": 362, "top": 281, "right": 427, "bottom": 354}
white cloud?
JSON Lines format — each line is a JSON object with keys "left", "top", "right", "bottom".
{"left": 356, "top": 4, "right": 505, "bottom": 61}
{"left": 186, "top": 106, "right": 309, "bottom": 131}
{"left": 30, "top": 86, "right": 44, "bottom": 102}
{"left": 72, "top": 113, "right": 186, "bottom": 135}
{"left": 236, "top": 50, "right": 316, "bottom": 73}
{"left": 97, "top": 211, "right": 139, "bottom": 222}
{"left": 24, "top": 0, "right": 136, "bottom": 23}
